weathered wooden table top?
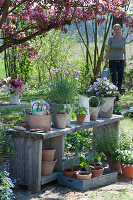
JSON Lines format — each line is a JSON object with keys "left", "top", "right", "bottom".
{"left": 7, "top": 114, "right": 124, "bottom": 140}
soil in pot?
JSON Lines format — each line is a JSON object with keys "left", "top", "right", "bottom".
{"left": 76, "top": 171, "right": 92, "bottom": 180}
{"left": 90, "top": 166, "right": 104, "bottom": 178}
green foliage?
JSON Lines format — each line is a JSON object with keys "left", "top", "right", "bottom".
{"left": 47, "top": 65, "right": 81, "bottom": 104}
{"left": 89, "top": 96, "right": 101, "bottom": 107}
{"left": 123, "top": 69, "right": 133, "bottom": 90}
{"left": 118, "top": 131, "right": 132, "bottom": 151}
{"left": 17, "top": 50, "right": 33, "bottom": 82}
{"left": 116, "top": 150, "right": 133, "bottom": 164}
{"left": 95, "top": 128, "right": 120, "bottom": 161}
{"left": 113, "top": 103, "right": 122, "bottom": 115}
{"left": 77, "top": 152, "right": 93, "bottom": 172}
{"left": 65, "top": 129, "right": 92, "bottom": 152}
{"left": 75, "top": 106, "right": 88, "bottom": 117}
{"left": 0, "top": 169, "right": 15, "bottom": 200}
{"left": 34, "top": 30, "right": 79, "bottom": 81}
{"left": 56, "top": 104, "right": 70, "bottom": 114}
{"left": 0, "top": 125, "right": 15, "bottom": 165}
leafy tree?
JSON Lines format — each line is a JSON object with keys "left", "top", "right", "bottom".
{"left": 34, "top": 30, "right": 79, "bottom": 82}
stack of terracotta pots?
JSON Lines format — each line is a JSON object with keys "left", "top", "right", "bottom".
{"left": 41, "top": 148, "right": 57, "bottom": 175}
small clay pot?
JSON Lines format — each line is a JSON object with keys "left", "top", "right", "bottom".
{"left": 76, "top": 171, "right": 92, "bottom": 180}
{"left": 76, "top": 114, "right": 86, "bottom": 124}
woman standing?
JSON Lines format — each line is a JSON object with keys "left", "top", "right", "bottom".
{"left": 104, "top": 24, "right": 126, "bottom": 101}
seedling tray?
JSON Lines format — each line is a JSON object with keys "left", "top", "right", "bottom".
{"left": 58, "top": 168, "right": 118, "bottom": 191}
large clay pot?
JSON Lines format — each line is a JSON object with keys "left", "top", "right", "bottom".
{"left": 108, "top": 159, "right": 122, "bottom": 173}
{"left": 42, "top": 148, "right": 56, "bottom": 161}
{"left": 10, "top": 94, "right": 20, "bottom": 105}
{"left": 98, "top": 97, "right": 115, "bottom": 118}
{"left": 41, "top": 159, "right": 57, "bottom": 175}
{"left": 90, "top": 166, "right": 104, "bottom": 178}
{"left": 27, "top": 114, "right": 51, "bottom": 130}
{"left": 54, "top": 113, "right": 67, "bottom": 129}
{"left": 76, "top": 171, "right": 92, "bottom": 180}
{"left": 51, "top": 104, "right": 73, "bottom": 127}
{"left": 76, "top": 114, "right": 86, "bottom": 124}
{"left": 121, "top": 164, "right": 133, "bottom": 178}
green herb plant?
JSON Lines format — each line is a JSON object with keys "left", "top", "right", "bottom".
{"left": 75, "top": 106, "right": 88, "bottom": 117}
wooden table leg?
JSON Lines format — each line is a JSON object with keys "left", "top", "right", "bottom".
{"left": 10, "top": 136, "right": 42, "bottom": 193}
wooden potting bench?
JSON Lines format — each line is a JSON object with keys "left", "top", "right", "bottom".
{"left": 7, "top": 114, "right": 124, "bottom": 193}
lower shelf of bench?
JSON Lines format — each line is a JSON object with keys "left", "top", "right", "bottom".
{"left": 41, "top": 172, "right": 61, "bottom": 185}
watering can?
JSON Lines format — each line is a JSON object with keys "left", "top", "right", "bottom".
{"left": 102, "top": 66, "right": 110, "bottom": 80}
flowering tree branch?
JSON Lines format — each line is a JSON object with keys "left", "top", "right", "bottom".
{"left": 0, "top": 0, "right": 132, "bottom": 53}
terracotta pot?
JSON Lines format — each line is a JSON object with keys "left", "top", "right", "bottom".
{"left": 76, "top": 171, "right": 92, "bottom": 180}
{"left": 90, "top": 166, "right": 104, "bottom": 178}
{"left": 41, "top": 159, "right": 57, "bottom": 175}
{"left": 63, "top": 166, "right": 80, "bottom": 178}
{"left": 121, "top": 163, "right": 133, "bottom": 178}
{"left": 108, "top": 159, "right": 122, "bottom": 173}
{"left": 55, "top": 113, "right": 67, "bottom": 129}
{"left": 51, "top": 104, "right": 73, "bottom": 127}
{"left": 42, "top": 148, "right": 56, "bottom": 161}
{"left": 27, "top": 114, "right": 51, "bottom": 130}
{"left": 90, "top": 107, "right": 99, "bottom": 121}
{"left": 76, "top": 114, "right": 86, "bottom": 124}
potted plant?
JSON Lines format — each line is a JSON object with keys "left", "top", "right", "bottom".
{"left": 54, "top": 104, "right": 70, "bottom": 129}
{"left": 76, "top": 153, "right": 92, "bottom": 180}
{"left": 47, "top": 64, "right": 82, "bottom": 126}
{"left": 89, "top": 96, "right": 101, "bottom": 121}
{"left": 116, "top": 150, "right": 133, "bottom": 178}
{"left": 86, "top": 78, "right": 118, "bottom": 118}
{"left": 86, "top": 150, "right": 104, "bottom": 178}
{"left": 27, "top": 101, "right": 51, "bottom": 130}
{"left": 95, "top": 128, "right": 122, "bottom": 172}
{"left": 62, "top": 153, "right": 80, "bottom": 178}
{"left": 1, "top": 77, "right": 28, "bottom": 104}
{"left": 75, "top": 106, "right": 88, "bottom": 124}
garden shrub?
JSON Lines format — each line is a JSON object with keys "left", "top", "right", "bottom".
{"left": 123, "top": 69, "right": 133, "bottom": 90}
{"left": 0, "top": 125, "right": 15, "bottom": 200}
{"left": 65, "top": 129, "right": 92, "bottom": 152}
{"left": 0, "top": 125, "right": 15, "bottom": 164}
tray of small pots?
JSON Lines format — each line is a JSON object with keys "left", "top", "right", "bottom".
{"left": 59, "top": 152, "right": 118, "bottom": 191}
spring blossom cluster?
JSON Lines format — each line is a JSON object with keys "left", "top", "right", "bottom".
{"left": 87, "top": 78, "right": 118, "bottom": 97}
{"left": 1, "top": 77, "right": 28, "bottom": 95}
{"left": 0, "top": 0, "right": 132, "bottom": 53}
